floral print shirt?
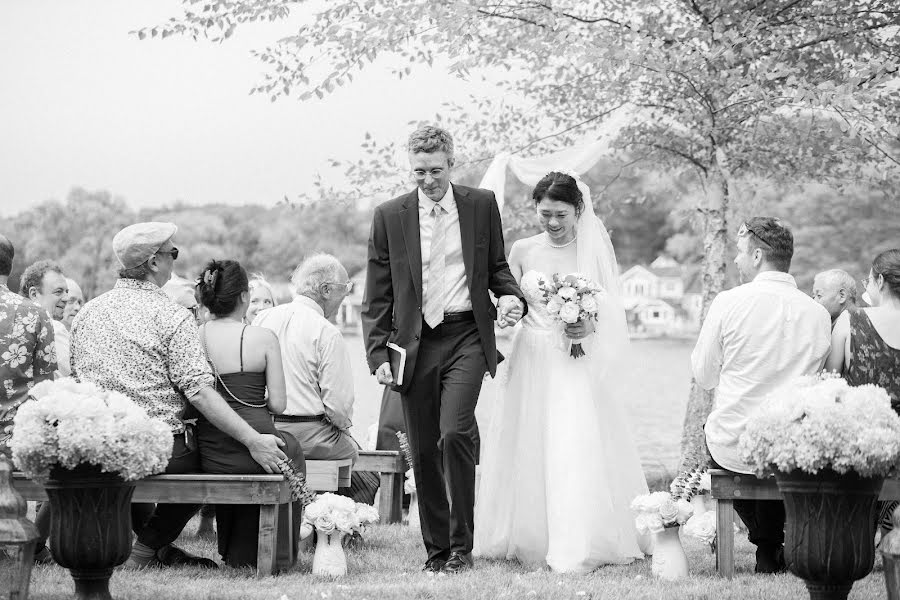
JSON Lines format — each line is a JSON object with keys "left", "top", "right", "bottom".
{"left": 70, "top": 278, "right": 214, "bottom": 433}
{"left": 846, "top": 308, "right": 900, "bottom": 411}
{"left": 0, "top": 284, "right": 57, "bottom": 454}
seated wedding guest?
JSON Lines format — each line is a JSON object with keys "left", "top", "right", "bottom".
{"left": 70, "top": 222, "right": 287, "bottom": 569}
{"left": 195, "top": 259, "right": 305, "bottom": 570}
{"left": 246, "top": 274, "right": 277, "bottom": 324}
{"left": 692, "top": 217, "right": 831, "bottom": 574}
{"left": 0, "top": 236, "right": 57, "bottom": 456}
{"left": 826, "top": 249, "right": 900, "bottom": 407}
{"left": 19, "top": 260, "right": 69, "bottom": 376}
{"left": 256, "top": 254, "right": 377, "bottom": 504}
{"left": 812, "top": 269, "right": 858, "bottom": 325}
{"left": 61, "top": 277, "right": 84, "bottom": 331}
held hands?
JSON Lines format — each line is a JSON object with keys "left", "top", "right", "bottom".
{"left": 497, "top": 295, "right": 524, "bottom": 328}
{"left": 376, "top": 361, "right": 394, "bottom": 385}
{"left": 247, "top": 433, "right": 288, "bottom": 474}
{"left": 564, "top": 319, "right": 595, "bottom": 340}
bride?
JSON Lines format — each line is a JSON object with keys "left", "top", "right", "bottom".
{"left": 473, "top": 171, "right": 649, "bottom": 572}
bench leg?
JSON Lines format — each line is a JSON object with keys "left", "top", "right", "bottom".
{"left": 716, "top": 499, "right": 735, "bottom": 579}
{"left": 379, "top": 472, "right": 403, "bottom": 524}
{"left": 257, "top": 503, "right": 279, "bottom": 577}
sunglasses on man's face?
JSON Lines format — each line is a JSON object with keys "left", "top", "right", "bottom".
{"left": 157, "top": 247, "right": 179, "bottom": 261}
{"left": 737, "top": 222, "right": 774, "bottom": 249}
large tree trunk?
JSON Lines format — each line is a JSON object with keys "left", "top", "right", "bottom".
{"left": 678, "top": 151, "right": 730, "bottom": 471}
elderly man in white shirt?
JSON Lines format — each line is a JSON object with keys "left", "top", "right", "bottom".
{"left": 254, "top": 254, "right": 365, "bottom": 493}
{"left": 692, "top": 217, "right": 831, "bottom": 574}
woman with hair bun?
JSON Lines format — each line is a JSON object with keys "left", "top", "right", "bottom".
{"left": 827, "top": 249, "right": 900, "bottom": 407}
{"left": 195, "top": 259, "right": 304, "bottom": 570}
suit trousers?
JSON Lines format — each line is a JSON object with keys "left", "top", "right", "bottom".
{"left": 402, "top": 318, "right": 487, "bottom": 560}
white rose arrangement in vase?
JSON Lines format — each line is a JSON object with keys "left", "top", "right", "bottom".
{"left": 631, "top": 482, "right": 695, "bottom": 580}
{"left": 299, "top": 493, "right": 379, "bottom": 577}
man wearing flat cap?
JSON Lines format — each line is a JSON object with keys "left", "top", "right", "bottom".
{"left": 70, "top": 222, "right": 288, "bottom": 569}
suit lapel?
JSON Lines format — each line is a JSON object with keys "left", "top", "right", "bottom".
{"left": 455, "top": 185, "right": 475, "bottom": 291}
{"left": 399, "top": 191, "right": 423, "bottom": 304}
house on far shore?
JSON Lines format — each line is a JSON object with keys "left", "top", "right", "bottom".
{"left": 619, "top": 256, "right": 702, "bottom": 337}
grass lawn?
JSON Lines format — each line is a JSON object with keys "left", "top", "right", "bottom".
{"left": 22, "top": 518, "right": 887, "bottom": 600}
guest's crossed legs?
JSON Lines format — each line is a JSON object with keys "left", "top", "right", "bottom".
{"left": 402, "top": 319, "right": 486, "bottom": 561}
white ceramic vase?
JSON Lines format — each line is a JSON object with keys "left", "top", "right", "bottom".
{"left": 651, "top": 526, "right": 689, "bottom": 580}
{"left": 312, "top": 531, "right": 347, "bottom": 577}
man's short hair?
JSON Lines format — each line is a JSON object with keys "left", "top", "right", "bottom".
{"left": 407, "top": 126, "right": 454, "bottom": 162}
{"left": 814, "top": 269, "right": 858, "bottom": 304}
{"left": 740, "top": 217, "right": 793, "bottom": 272}
{"left": 19, "top": 260, "right": 64, "bottom": 297}
{"left": 0, "top": 235, "right": 13, "bottom": 277}
{"left": 291, "top": 253, "right": 344, "bottom": 296}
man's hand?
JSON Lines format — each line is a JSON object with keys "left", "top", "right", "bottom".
{"left": 564, "top": 320, "right": 595, "bottom": 340}
{"left": 375, "top": 361, "right": 394, "bottom": 385}
{"left": 247, "top": 434, "right": 288, "bottom": 474}
{"left": 498, "top": 295, "right": 524, "bottom": 327}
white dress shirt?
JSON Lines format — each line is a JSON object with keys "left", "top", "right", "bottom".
{"left": 253, "top": 296, "right": 354, "bottom": 429}
{"left": 692, "top": 271, "right": 831, "bottom": 473}
{"left": 52, "top": 319, "right": 70, "bottom": 377}
{"left": 419, "top": 184, "right": 471, "bottom": 315}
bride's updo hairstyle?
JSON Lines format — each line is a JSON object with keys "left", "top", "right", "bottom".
{"left": 532, "top": 172, "right": 585, "bottom": 217}
{"left": 196, "top": 259, "right": 249, "bottom": 318}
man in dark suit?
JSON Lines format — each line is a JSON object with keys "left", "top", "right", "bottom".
{"left": 362, "top": 126, "right": 525, "bottom": 574}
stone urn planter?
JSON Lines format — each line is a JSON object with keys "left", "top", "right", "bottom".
{"left": 44, "top": 464, "right": 136, "bottom": 600}
{"left": 311, "top": 531, "right": 347, "bottom": 577}
{"left": 775, "top": 469, "right": 883, "bottom": 600}
{"left": 650, "top": 526, "right": 689, "bottom": 580}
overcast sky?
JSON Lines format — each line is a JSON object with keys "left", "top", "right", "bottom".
{"left": 0, "top": 1, "right": 492, "bottom": 217}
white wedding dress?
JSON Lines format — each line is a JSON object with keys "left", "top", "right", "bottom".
{"left": 473, "top": 261, "right": 650, "bottom": 572}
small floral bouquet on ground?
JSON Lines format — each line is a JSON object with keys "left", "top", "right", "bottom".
{"left": 631, "top": 490, "right": 694, "bottom": 536}
{"left": 300, "top": 493, "right": 379, "bottom": 540}
{"left": 739, "top": 372, "right": 900, "bottom": 478}
{"left": 534, "top": 272, "right": 606, "bottom": 358}
{"left": 673, "top": 466, "right": 717, "bottom": 547}
{"left": 10, "top": 378, "right": 172, "bottom": 483}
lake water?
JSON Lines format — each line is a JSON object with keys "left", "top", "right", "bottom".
{"left": 344, "top": 330, "right": 694, "bottom": 478}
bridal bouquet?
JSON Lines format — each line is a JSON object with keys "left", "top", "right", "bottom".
{"left": 10, "top": 378, "right": 172, "bottom": 483}
{"left": 534, "top": 272, "right": 606, "bottom": 358}
{"left": 300, "top": 493, "right": 379, "bottom": 539}
{"left": 739, "top": 372, "right": 900, "bottom": 477}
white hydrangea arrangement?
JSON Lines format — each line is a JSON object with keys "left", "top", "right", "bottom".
{"left": 10, "top": 378, "right": 172, "bottom": 483}
{"left": 631, "top": 491, "right": 694, "bottom": 536}
{"left": 739, "top": 373, "right": 900, "bottom": 478}
{"left": 299, "top": 493, "right": 379, "bottom": 539}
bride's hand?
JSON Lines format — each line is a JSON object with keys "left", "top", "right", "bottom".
{"left": 564, "top": 320, "right": 594, "bottom": 340}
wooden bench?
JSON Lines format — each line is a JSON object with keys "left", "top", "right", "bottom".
{"left": 356, "top": 450, "right": 407, "bottom": 524}
{"left": 12, "top": 458, "right": 352, "bottom": 577}
{"left": 710, "top": 469, "right": 900, "bottom": 578}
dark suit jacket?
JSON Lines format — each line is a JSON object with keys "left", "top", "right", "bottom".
{"left": 361, "top": 184, "right": 524, "bottom": 394}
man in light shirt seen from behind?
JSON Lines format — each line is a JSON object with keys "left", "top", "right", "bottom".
{"left": 691, "top": 217, "right": 831, "bottom": 575}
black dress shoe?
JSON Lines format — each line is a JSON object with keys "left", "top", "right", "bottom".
{"left": 754, "top": 545, "right": 786, "bottom": 574}
{"left": 156, "top": 544, "right": 219, "bottom": 569}
{"left": 440, "top": 552, "right": 474, "bottom": 574}
{"left": 422, "top": 557, "right": 447, "bottom": 573}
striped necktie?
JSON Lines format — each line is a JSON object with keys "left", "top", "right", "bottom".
{"left": 423, "top": 204, "right": 446, "bottom": 328}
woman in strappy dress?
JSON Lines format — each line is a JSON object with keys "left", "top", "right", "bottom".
{"left": 195, "top": 259, "right": 305, "bottom": 570}
{"left": 826, "top": 249, "right": 900, "bottom": 407}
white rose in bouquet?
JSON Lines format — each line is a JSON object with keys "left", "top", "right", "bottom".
{"left": 683, "top": 511, "right": 717, "bottom": 544}
{"left": 580, "top": 296, "right": 598, "bottom": 314}
{"left": 558, "top": 302, "right": 580, "bottom": 324}
{"left": 315, "top": 514, "right": 336, "bottom": 535}
{"left": 658, "top": 499, "right": 679, "bottom": 526}
{"left": 356, "top": 503, "right": 380, "bottom": 525}
{"left": 546, "top": 297, "right": 563, "bottom": 315}
{"left": 304, "top": 500, "right": 325, "bottom": 521}
{"left": 675, "top": 499, "right": 694, "bottom": 525}
{"left": 635, "top": 513, "right": 665, "bottom": 535}
{"left": 558, "top": 286, "right": 578, "bottom": 301}
{"left": 334, "top": 511, "right": 360, "bottom": 535}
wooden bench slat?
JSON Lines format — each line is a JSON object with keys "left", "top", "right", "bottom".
{"left": 355, "top": 451, "right": 407, "bottom": 473}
